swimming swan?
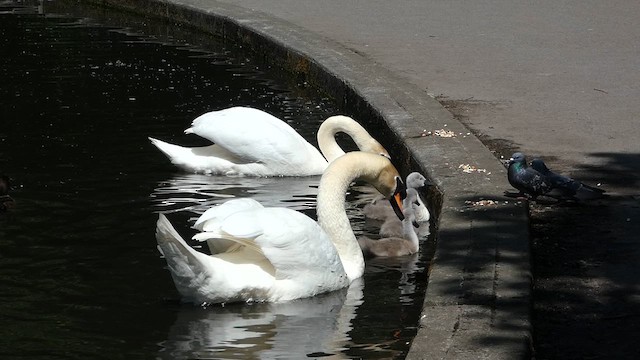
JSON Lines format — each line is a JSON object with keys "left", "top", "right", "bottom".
{"left": 155, "top": 152, "right": 406, "bottom": 304}
{"left": 358, "top": 188, "right": 421, "bottom": 257}
{"left": 148, "top": 106, "right": 389, "bottom": 176}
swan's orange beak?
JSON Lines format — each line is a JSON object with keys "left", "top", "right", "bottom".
{"left": 389, "top": 176, "right": 406, "bottom": 221}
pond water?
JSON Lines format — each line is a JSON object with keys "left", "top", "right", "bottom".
{"left": 0, "top": 1, "right": 433, "bottom": 359}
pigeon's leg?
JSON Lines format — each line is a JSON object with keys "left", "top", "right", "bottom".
{"left": 503, "top": 190, "right": 529, "bottom": 200}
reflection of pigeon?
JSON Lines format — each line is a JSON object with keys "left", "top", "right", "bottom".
{"left": 507, "top": 152, "right": 552, "bottom": 199}
{"left": 531, "top": 159, "right": 606, "bottom": 200}
{"left": 1, "top": 175, "right": 15, "bottom": 212}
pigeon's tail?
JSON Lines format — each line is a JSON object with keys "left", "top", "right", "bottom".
{"left": 575, "top": 183, "right": 606, "bottom": 200}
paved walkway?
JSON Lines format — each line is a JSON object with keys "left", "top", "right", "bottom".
{"left": 95, "top": 0, "right": 639, "bottom": 358}
{"left": 214, "top": 0, "right": 640, "bottom": 191}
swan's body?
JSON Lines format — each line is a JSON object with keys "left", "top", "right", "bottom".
{"left": 363, "top": 172, "right": 430, "bottom": 236}
{"left": 358, "top": 189, "right": 421, "bottom": 258}
{"left": 149, "top": 107, "right": 388, "bottom": 176}
{"left": 156, "top": 152, "right": 405, "bottom": 304}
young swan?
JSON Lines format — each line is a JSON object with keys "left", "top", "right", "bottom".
{"left": 155, "top": 152, "right": 405, "bottom": 304}
{"left": 363, "top": 172, "right": 430, "bottom": 236}
{"left": 379, "top": 187, "right": 430, "bottom": 238}
{"left": 148, "top": 106, "right": 389, "bottom": 176}
{"left": 358, "top": 188, "right": 421, "bottom": 258}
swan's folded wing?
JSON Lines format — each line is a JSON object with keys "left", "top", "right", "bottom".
{"left": 217, "top": 207, "right": 345, "bottom": 280}
{"left": 193, "top": 198, "right": 264, "bottom": 231}
{"left": 186, "top": 108, "right": 323, "bottom": 165}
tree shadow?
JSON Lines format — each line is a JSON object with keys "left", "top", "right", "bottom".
{"left": 499, "top": 151, "right": 640, "bottom": 359}
{"left": 576, "top": 152, "right": 640, "bottom": 194}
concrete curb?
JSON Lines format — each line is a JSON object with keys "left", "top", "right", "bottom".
{"left": 87, "top": 0, "right": 532, "bottom": 358}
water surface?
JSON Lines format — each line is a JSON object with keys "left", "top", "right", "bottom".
{"left": 0, "top": 2, "right": 433, "bottom": 359}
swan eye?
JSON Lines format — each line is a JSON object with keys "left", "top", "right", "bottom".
{"left": 380, "top": 153, "right": 391, "bottom": 160}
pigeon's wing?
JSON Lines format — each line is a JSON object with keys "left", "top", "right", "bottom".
{"left": 520, "top": 168, "right": 553, "bottom": 196}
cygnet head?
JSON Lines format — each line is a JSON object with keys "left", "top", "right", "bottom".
{"left": 406, "top": 172, "right": 428, "bottom": 189}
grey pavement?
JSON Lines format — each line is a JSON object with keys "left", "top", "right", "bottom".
{"left": 212, "top": 0, "right": 640, "bottom": 193}
{"left": 90, "top": 0, "right": 639, "bottom": 359}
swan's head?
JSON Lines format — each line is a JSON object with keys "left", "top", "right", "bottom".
{"left": 363, "top": 138, "right": 391, "bottom": 161}
{"left": 358, "top": 154, "right": 406, "bottom": 221}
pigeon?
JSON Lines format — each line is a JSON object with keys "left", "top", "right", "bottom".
{"left": 506, "top": 152, "right": 553, "bottom": 199}
{"left": 530, "top": 158, "right": 605, "bottom": 200}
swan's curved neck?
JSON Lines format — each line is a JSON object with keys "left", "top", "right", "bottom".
{"left": 317, "top": 116, "right": 378, "bottom": 163}
{"left": 316, "top": 156, "right": 372, "bottom": 281}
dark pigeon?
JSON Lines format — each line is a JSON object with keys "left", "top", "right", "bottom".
{"left": 507, "top": 152, "right": 552, "bottom": 199}
{"left": 530, "top": 158, "right": 606, "bottom": 200}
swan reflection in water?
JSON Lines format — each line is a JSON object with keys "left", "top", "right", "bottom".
{"left": 151, "top": 174, "right": 322, "bottom": 215}
{"left": 151, "top": 173, "right": 371, "bottom": 235}
{"left": 157, "top": 278, "right": 364, "bottom": 359}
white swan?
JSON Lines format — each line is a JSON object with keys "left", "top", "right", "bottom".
{"left": 155, "top": 152, "right": 406, "bottom": 304}
{"left": 362, "top": 172, "right": 430, "bottom": 230}
{"left": 358, "top": 188, "right": 422, "bottom": 257}
{"left": 148, "top": 106, "right": 389, "bottom": 176}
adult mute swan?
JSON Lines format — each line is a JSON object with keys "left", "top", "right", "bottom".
{"left": 155, "top": 152, "right": 406, "bottom": 304}
{"left": 148, "top": 106, "right": 389, "bottom": 176}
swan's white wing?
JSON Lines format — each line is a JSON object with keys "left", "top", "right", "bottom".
{"left": 192, "top": 198, "right": 265, "bottom": 254}
{"left": 186, "top": 107, "right": 325, "bottom": 166}
{"left": 193, "top": 198, "right": 264, "bottom": 231}
{"left": 216, "top": 207, "right": 346, "bottom": 281}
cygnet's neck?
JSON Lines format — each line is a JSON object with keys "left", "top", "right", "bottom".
{"left": 402, "top": 210, "right": 420, "bottom": 251}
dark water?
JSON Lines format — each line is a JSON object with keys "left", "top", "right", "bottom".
{"left": 0, "top": 1, "right": 432, "bottom": 359}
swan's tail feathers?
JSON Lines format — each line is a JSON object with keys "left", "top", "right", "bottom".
{"left": 156, "top": 214, "right": 209, "bottom": 295}
{"left": 148, "top": 137, "right": 238, "bottom": 174}
{"left": 148, "top": 137, "right": 194, "bottom": 166}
